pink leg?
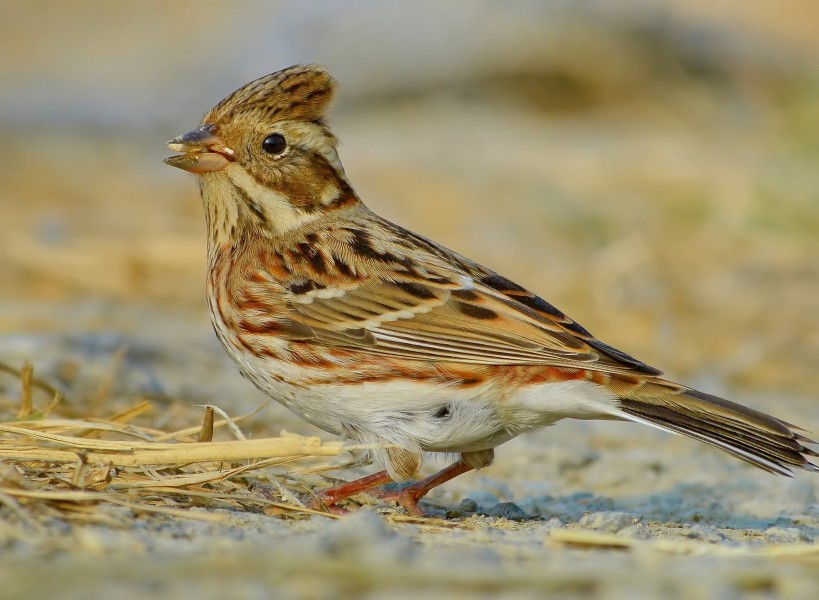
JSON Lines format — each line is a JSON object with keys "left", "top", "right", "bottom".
{"left": 309, "top": 470, "right": 393, "bottom": 514}
{"left": 367, "top": 460, "right": 475, "bottom": 516}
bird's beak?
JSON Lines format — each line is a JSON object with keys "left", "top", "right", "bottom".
{"left": 164, "top": 124, "right": 235, "bottom": 173}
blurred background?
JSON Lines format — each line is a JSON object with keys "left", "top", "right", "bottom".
{"left": 2, "top": 2, "right": 819, "bottom": 594}
{"left": 1, "top": 0, "right": 817, "bottom": 420}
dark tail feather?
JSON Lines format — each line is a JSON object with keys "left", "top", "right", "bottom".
{"left": 618, "top": 386, "right": 819, "bottom": 477}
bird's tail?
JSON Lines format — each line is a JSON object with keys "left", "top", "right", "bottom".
{"left": 609, "top": 377, "right": 818, "bottom": 476}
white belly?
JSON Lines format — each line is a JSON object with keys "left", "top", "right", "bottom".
{"left": 236, "top": 355, "right": 620, "bottom": 455}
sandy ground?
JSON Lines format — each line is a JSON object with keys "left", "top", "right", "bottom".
{"left": 1, "top": 3, "right": 818, "bottom": 598}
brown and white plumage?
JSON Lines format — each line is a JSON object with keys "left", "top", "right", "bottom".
{"left": 165, "top": 65, "right": 817, "bottom": 514}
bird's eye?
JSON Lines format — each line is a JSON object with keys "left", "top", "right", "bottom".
{"left": 262, "top": 133, "right": 287, "bottom": 155}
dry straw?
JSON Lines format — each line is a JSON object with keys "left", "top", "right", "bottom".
{"left": 0, "top": 361, "right": 373, "bottom": 527}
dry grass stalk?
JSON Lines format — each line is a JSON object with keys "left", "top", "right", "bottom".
{"left": 198, "top": 406, "right": 215, "bottom": 442}
{"left": 0, "top": 362, "right": 373, "bottom": 529}
{"left": 549, "top": 529, "right": 819, "bottom": 560}
{"left": 16, "top": 363, "right": 33, "bottom": 419}
{"left": 0, "top": 424, "right": 354, "bottom": 466}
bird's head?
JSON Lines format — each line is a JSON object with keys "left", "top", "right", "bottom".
{"left": 165, "top": 65, "right": 358, "bottom": 240}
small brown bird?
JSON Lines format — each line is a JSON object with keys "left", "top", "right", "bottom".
{"left": 165, "top": 65, "right": 817, "bottom": 516}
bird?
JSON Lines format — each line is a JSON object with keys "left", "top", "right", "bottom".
{"left": 164, "top": 64, "right": 817, "bottom": 516}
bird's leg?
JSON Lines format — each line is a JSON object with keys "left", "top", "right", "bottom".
{"left": 310, "top": 459, "right": 478, "bottom": 516}
{"left": 366, "top": 459, "right": 475, "bottom": 516}
{"left": 309, "top": 470, "right": 393, "bottom": 514}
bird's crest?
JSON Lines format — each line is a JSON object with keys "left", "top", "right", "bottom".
{"left": 205, "top": 64, "right": 336, "bottom": 124}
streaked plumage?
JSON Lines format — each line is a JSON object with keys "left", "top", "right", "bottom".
{"left": 165, "top": 65, "right": 817, "bottom": 515}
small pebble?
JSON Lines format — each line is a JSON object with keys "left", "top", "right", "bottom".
{"left": 481, "top": 502, "right": 529, "bottom": 522}
{"left": 577, "top": 511, "right": 637, "bottom": 533}
{"left": 316, "top": 510, "right": 399, "bottom": 555}
{"left": 619, "top": 524, "right": 652, "bottom": 540}
{"left": 763, "top": 527, "right": 808, "bottom": 544}
{"left": 683, "top": 525, "right": 725, "bottom": 543}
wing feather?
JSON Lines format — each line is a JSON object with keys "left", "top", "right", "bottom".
{"left": 251, "top": 215, "right": 661, "bottom": 376}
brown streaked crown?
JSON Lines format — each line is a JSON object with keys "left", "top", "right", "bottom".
{"left": 204, "top": 64, "right": 336, "bottom": 125}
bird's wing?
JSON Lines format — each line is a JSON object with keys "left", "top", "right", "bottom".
{"left": 257, "top": 218, "right": 661, "bottom": 376}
